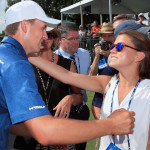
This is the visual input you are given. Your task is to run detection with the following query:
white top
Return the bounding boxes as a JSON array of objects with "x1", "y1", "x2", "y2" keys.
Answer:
[
  {"x1": 138, "y1": 19, "x2": 150, "y2": 26},
  {"x1": 99, "y1": 78, "x2": 150, "y2": 150},
  {"x1": 79, "y1": 30, "x2": 86, "y2": 38},
  {"x1": 55, "y1": 48, "x2": 91, "y2": 104}
]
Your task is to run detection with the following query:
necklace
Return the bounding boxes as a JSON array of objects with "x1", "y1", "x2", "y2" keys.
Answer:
[
  {"x1": 35, "y1": 53, "x2": 54, "y2": 106},
  {"x1": 36, "y1": 67, "x2": 50, "y2": 106}
]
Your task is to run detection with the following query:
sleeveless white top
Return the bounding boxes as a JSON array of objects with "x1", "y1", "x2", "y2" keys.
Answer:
[{"x1": 99, "y1": 78, "x2": 150, "y2": 150}]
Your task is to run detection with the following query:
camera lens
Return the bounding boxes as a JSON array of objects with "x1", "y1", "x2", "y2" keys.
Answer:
[{"x1": 100, "y1": 41, "x2": 112, "y2": 51}]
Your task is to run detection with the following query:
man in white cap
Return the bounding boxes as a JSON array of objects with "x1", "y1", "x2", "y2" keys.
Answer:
[
  {"x1": 0, "y1": 1, "x2": 135, "y2": 150},
  {"x1": 138, "y1": 13, "x2": 150, "y2": 26}
]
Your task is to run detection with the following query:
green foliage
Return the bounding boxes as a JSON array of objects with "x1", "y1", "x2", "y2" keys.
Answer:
[
  {"x1": 7, "y1": 0, "x2": 80, "y2": 19},
  {"x1": 6, "y1": 0, "x2": 112, "y2": 29}
]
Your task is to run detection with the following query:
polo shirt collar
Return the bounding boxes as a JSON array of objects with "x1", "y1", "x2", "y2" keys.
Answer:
[{"x1": 1, "y1": 36, "x2": 27, "y2": 58}]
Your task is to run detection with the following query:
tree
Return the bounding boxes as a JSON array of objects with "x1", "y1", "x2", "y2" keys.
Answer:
[{"x1": 7, "y1": 0, "x2": 80, "y2": 19}]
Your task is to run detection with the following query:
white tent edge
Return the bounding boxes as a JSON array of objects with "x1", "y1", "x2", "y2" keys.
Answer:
[{"x1": 61, "y1": 0, "x2": 94, "y2": 14}]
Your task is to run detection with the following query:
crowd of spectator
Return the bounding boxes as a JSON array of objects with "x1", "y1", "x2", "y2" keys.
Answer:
[{"x1": 78, "y1": 13, "x2": 150, "y2": 57}]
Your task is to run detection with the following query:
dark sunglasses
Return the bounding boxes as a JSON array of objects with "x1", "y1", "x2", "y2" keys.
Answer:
[
  {"x1": 47, "y1": 32, "x2": 57, "y2": 39},
  {"x1": 110, "y1": 42, "x2": 139, "y2": 52}
]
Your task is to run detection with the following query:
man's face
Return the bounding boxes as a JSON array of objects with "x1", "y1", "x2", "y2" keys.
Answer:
[
  {"x1": 101, "y1": 33, "x2": 115, "y2": 43},
  {"x1": 93, "y1": 21, "x2": 98, "y2": 27},
  {"x1": 139, "y1": 16, "x2": 145, "y2": 21},
  {"x1": 60, "y1": 31, "x2": 79, "y2": 55},
  {"x1": 24, "y1": 19, "x2": 47, "y2": 54}
]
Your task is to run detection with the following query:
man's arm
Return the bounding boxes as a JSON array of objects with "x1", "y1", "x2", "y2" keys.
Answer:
[
  {"x1": 11, "y1": 109, "x2": 135, "y2": 146},
  {"x1": 89, "y1": 53, "x2": 99, "y2": 76}
]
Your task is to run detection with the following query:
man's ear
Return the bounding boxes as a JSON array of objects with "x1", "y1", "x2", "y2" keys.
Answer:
[
  {"x1": 135, "y1": 51, "x2": 145, "y2": 62},
  {"x1": 20, "y1": 20, "x2": 28, "y2": 33}
]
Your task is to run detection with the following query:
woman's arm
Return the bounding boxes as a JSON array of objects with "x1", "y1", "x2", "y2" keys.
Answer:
[{"x1": 28, "y1": 56, "x2": 111, "y2": 93}]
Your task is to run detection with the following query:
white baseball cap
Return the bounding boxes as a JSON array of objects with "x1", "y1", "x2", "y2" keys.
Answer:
[
  {"x1": 5, "y1": 1, "x2": 61, "y2": 27},
  {"x1": 46, "y1": 27, "x2": 54, "y2": 31},
  {"x1": 138, "y1": 13, "x2": 144, "y2": 17}
]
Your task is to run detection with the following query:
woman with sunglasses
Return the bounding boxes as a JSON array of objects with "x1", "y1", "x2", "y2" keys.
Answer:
[
  {"x1": 13, "y1": 28, "x2": 82, "y2": 150},
  {"x1": 29, "y1": 30, "x2": 150, "y2": 150}
]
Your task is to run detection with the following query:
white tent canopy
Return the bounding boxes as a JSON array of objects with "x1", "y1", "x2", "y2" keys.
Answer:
[{"x1": 60, "y1": 0, "x2": 150, "y2": 25}]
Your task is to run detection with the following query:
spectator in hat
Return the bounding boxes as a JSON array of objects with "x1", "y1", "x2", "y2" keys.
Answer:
[
  {"x1": 138, "y1": 13, "x2": 150, "y2": 26},
  {"x1": 78, "y1": 25, "x2": 86, "y2": 49},
  {"x1": 0, "y1": 1, "x2": 135, "y2": 149},
  {"x1": 90, "y1": 22, "x2": 115, "y2": 76},
  {"x1": 78, "y1": 25, "x2": 86, "y2": 38},
  {"x1": 89, "y1": 22, "x2": 115, "y2": 120}
]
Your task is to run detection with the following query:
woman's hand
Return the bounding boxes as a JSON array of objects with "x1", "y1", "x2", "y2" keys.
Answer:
[{"x1": 53, "y1": 95, "x2": 73, "y2": 118}]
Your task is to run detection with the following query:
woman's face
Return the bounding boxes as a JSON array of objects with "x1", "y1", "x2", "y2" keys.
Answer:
[
  {"x1": 40, "y1": 31, "x2": 56, "y2": 51},
  {"x1": 40, "y1": 38, "x2": 53, "y2": 51},
  {"x1": 109, "y1": 34, "x2": 140, "y2": 70}
]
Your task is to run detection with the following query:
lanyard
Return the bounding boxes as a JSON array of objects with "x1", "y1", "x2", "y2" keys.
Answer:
[{"x1": 110, "y1": 78, "x2": 141, "y2": 150}]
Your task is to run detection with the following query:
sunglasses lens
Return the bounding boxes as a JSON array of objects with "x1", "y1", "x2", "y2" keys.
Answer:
[
  {"x1": 116, "y1": 43, "x2": 124, "y2": 51},
  {"x1": 47, "y1": 32, "x2": 57, "y2": 39},
  {"x1": 110, "y1": 44, "x2": 115, "y2": 50}
]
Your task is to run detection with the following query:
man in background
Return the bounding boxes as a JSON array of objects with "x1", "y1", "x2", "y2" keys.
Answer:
[
  {"x1": 138, "y1": 13, "x2": 150, "y2": 26},
  {"x1": 89, "y1": 22, "x2": 115, "y2": 120},
  {"x1": 55, "y1": 23, "x2": 91, "y2": 150}
]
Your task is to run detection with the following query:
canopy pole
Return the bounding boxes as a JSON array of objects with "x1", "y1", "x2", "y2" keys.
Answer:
[
  {"x1": 109, "y1": 0, "x2": 112, "y2": 23},
  {"x1": 100, "y1": 14, "x2": 102, "y2": 25},
  {"x1": 61, "y1": 13, "x2": 63, "y2": 23},
  {"x1": 80, "y1": 5, "x2": 83, "y2": 26}
]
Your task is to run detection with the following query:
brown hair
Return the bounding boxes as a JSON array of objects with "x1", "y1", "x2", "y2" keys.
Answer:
[
  {"x1": 5, "y1": 22, "x2": 20, "y2": 36},
  {"x1": 119, "y1": 30, "x2": 150, "y2": 79},
  {"x1": 57, "y1": 23, "x2": 78, "y2": 38},
  {"x1": 47, "y1": 28, "x2": 61, "y2": 51},
  {"x1": 5, "y1": 19, "x2": 35, "y2": 36}
]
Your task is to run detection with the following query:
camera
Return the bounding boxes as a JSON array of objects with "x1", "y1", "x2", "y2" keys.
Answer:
[{"x1": 99, "y1": 41, "x2": 112, "y2": 51}]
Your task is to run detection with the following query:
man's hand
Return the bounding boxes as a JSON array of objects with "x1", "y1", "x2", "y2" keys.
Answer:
[
  {"x1": 108, "y1": 108, "x2": 135, "y2": 135},
  {"x1": 94, "y1": 44, "x2": 110, "y2": 57}
]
